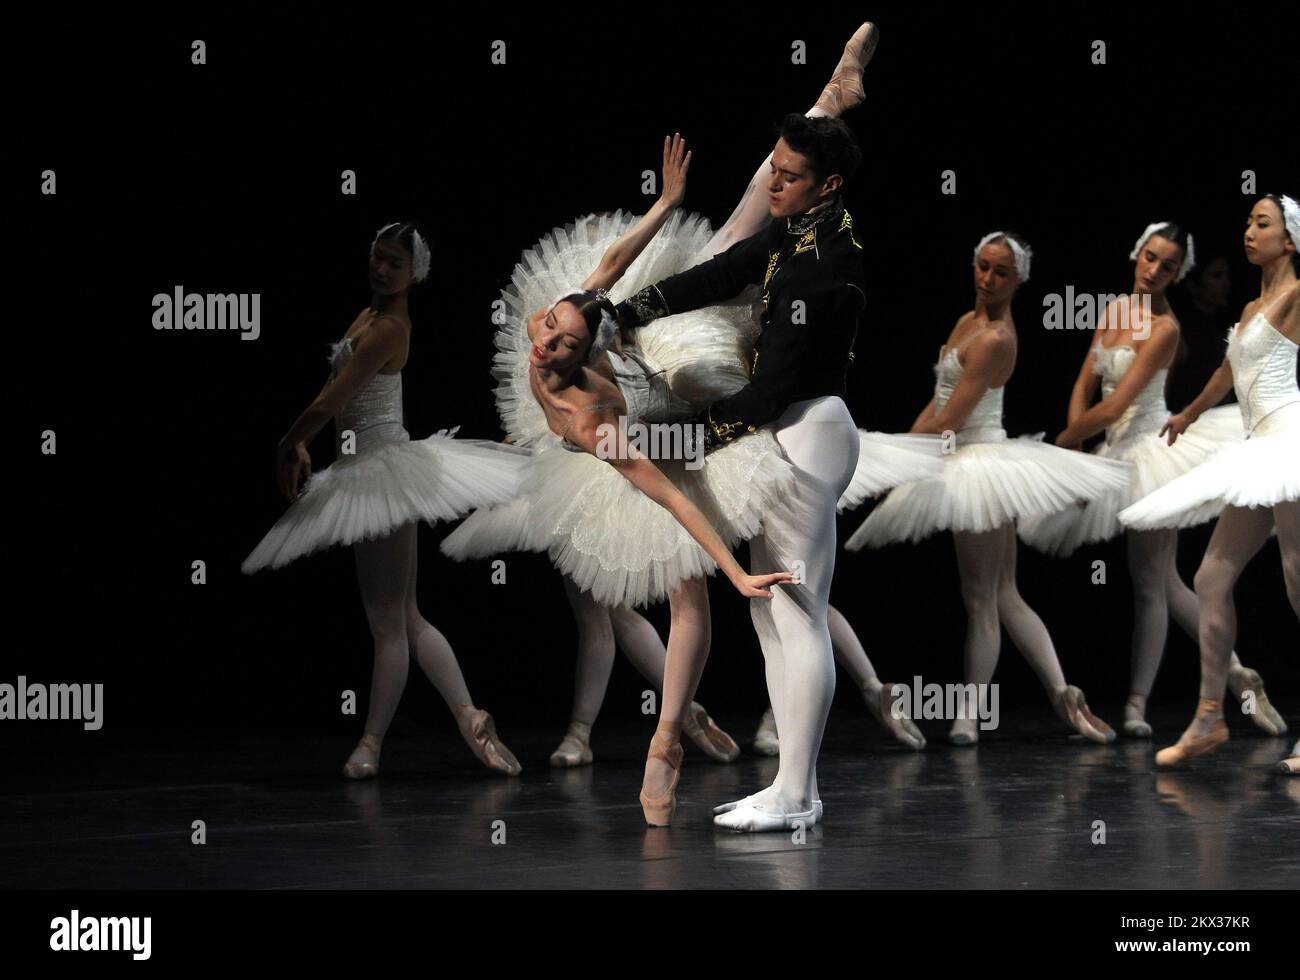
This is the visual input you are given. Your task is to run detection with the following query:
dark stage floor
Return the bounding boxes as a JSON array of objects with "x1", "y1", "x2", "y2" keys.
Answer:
[{"x1": 4, "y1": 704, "x2": 1297, "y2": 890}]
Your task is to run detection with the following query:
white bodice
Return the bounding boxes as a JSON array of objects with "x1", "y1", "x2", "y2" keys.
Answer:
[
  {"x1": 1091, "y1": 342, "x2": 1169, "y2": 446},
  {"x1": 560, "y1": 345, "x2": 691, "y2": 451},
  {"x1": 1227, "y1": 312, "x2": 1300, "y2": 436},
  {"x1": 934, "y1": 342, "x2": 1005, "y2": 443},
  {"x1": 329, "y1": 338, "x2": 408, "y2": 453}
]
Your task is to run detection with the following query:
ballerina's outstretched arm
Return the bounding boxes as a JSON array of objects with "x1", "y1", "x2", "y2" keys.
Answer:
[
  {"x1": 563, "y1": 403, "x2": 793, "y2": 600},
  {"x1": 579, "y1": 134, "x2": 691, "y2": 298}
]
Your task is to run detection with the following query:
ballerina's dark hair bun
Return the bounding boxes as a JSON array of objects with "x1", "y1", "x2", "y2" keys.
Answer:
[
  {"x1": 778, "y1": 113, "x2": 863, "y2": 185},
  {"x1": 556, "y1": 290, "x2": 619, "y2": 359}
]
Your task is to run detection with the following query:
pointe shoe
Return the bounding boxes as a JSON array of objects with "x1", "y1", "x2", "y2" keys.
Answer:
[
  {"x1": 948, "y1": 719, "x2": 979, "y2": 746},
  {"x1": 1123, "y1": 718, "x2": 1154, "y2": 739},
  {"x1": 640, "y1": 730, "x2": 684, "y2": 827},
  {"x1": 549, "y1": 722, "x2": 593, "y2": 768},
  {"x1": 1155, "y1": 717, "x2": 1229, "y2": 767},
  {"x1": 1278, "y1": 756, "x2": 1300, "y2": 775},
  {"x1": 1052, "y1": 685, "x2": 1117, "y2": 744},
  {"x1": 753, "y1": 707, "x2": 780, "y2": 756},
  {"x1": 683, "y1": 702, "x2": 741, "y2": 762},
  {"x1": 713, "y1": 800, "x2": 817, "y2": 833},
  {"x1": 1227, "y1": 665, "x2": 1289, "y2": 736},
  {"x1": 814, "y1": 22, "x2": 880, "y2": 117},
  {"x1": 867, "y1": 682, "x2": 927, "y2": 751},
  {"x1": 342, "y1": 733, "x2": 382, "y2": 780},
  {"x1": 454, "y1": 704, "x2": 522, "y2": 776}
]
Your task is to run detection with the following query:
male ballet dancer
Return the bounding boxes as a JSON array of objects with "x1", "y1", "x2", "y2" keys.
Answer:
[{"x1": 614, "y1": 33, "x2": 874, "y2": 831}]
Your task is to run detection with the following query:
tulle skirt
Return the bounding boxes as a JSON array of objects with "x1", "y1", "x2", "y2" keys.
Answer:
[
  {"x1": 1019, "y1": 404, "x2": 1243, "y2": 555},
  {"x1": 1119, "y1": 401, "x2": 1300, "y2": 530},
  {"x1": 836, "y1": 431, "x2": 947, "y2": 512},
  {"x1": 845, "y1": 432, "x2": 1134, "y2": 549},
  {"x1": 242, "y1": 432, "x2": 529, "y2": 573}
]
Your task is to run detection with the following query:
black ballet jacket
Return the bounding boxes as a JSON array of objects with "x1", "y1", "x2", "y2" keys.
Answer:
[{"x1": 615, "y1": 198, "x2": 866, "y2": 452}]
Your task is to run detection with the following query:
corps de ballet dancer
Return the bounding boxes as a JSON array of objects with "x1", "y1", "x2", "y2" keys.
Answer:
[
  {"x1": 1119, "y1": 194, "x2": 1300, "y2": 773},
  {"x1": 1019, "y1": 221, "x2": 1285, "y2": 740},
  {"x1": 844, "y1": 232, "x2": 1136, "y2": 747},
  {"x1": 610, "y1": 23, "x2": 948, "y2": 831},
  {"x1": 241, "y1": 221, "x2": 530, "y2": 780}
]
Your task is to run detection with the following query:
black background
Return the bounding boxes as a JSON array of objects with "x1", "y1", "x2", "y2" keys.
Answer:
[{"x1": 8, "y1": 7, "x2": 1297, "y2": 743}]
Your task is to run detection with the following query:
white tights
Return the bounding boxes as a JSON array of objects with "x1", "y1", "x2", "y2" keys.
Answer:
[
  {"x1": 1182, "y1": 501, "x2": 1300, "y2": 738},
  {"x1": 747, "y1": 396, "x2": 860, "y2": 811},
  {"x1": 352, "y1": 523, "x2": 476, "y2": 740},
  {"x1": 1124, "y1": 528, "x2": 1250, "y2": 722},
  {"x1": 950, "y1": 523, "x2": 1069, "y2": 738}
]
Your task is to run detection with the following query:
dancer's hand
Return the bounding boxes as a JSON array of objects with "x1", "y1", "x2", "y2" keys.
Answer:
[
  {"x1": 733, "y1": 570, "x2": 795, "y2": 599},
  {"x1": 659, "y1": 133, "x2": 691, "y2": 210},
  {"x1": 1159, "y1": 410, "x2": 1194, "y2": 446},
  {"x1": 276, "y1": 442, "x2": 312, "y2": 501},
  {"x1": 1053, "y1": 431, "x2": 1083, "y2": 451}
]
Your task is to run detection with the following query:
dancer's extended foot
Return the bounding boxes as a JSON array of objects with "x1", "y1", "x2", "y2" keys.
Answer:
[
  {"x1": 683, "y1": 702, "x2": 740, "y2": 762},
  {"x1": 1279, "y1": 739, "x2": 1300, "y2": 775},
  {"x1": 549, "y1": 720, "x2": 593, "y2": 768},
  {"x1": 949, "y1": 717, "x2": 979, "y2": 746},
  {"x1": 753, "y1": 707, "x2": 779, "y2": 756},
  {"x1": 1155, "y1": 698, "x2": 1229, "y2": 767},
  {"x1": 640, "y1": 728, "x2": 684, "y2": 827},
  {"x1": 866, "y1": 681, "x2": 927, "y2": 750},
  {"x1": 342, "y1": 732, "x2": 382, "y2": 780},
  {"x1": 1123, "y1": 694, "x2": 1153, "y2": 739},
  {"x1": 814, "y1": 22, "x2": 880, "y2": 117},
  {"x1": 1051, "y1": 685, "x2": 1117, "y2": 744},
  {"x1": 1227, "y1": 665, "x2": 1289, "y2": 737},
  {"x1": 454, "y1": 703, "x2": 522, "y2": 776}
]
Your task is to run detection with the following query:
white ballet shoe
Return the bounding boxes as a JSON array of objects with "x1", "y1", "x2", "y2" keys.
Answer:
[
  {"x1": 867, "y1": 682, "x2": 927, "y2": 750},
  {"x1": 1227, "y1": 666, "x2": 1289, "y2": 737},
  {"x1": 549, "y1": 721, "x2": 593, "y2": 768},
  {"x1": 713, "y1": 801, "x2": 817, "y2": 833},
  {"x1": 753, "y1": 707, "x2": 780, "y2": 756},
  {"x1": 683, "y1": 702, "x2": 741, "y2": 762}
]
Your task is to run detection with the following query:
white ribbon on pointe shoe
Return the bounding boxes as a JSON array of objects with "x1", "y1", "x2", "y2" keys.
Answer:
[{"x1": 713, "y1": 801, "x2": 818, "y2": 833}]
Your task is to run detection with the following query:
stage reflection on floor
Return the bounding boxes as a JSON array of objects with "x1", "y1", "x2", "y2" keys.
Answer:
[{"x1": 4, "y1": 705, "x2": 1297, "y2": 889}]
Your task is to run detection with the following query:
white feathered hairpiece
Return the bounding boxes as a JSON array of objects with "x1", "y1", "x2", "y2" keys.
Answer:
[
  {"x1": 973, "y1": 231, "x2": 1032, "y2": 283},
  {"x1": 1278, "y1": 195, "x2": 1300, "y2": 252},
  {"x1": 1129, "y1": 221, "x2": 1195, "y2": 283},
  {"x1": 371, "y1": 221, "x2": 431, "y2": 283}
]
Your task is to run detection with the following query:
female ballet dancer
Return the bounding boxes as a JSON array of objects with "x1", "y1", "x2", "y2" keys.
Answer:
[
  {"x1": 461, "y1": 23, "x2": 942, "y2": 825},
  {"x1": 1019, "y1": 222, "x2": 1285, "y2": 740},
  {"x1": 1119, "y1": 194, "x2": 1300, "y2": 773},
  {"x1": 844, "y1": 232, "x2": 1135, "y2": 746},
  {"x1": 242, "y1": 221, "x2": 529, "y2": 780}
]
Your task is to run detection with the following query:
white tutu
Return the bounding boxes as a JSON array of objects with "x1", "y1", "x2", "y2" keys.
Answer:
[
  {"x1": 458, "y1": 209, "x2": 796, "y2": 607},
  {"x1": 836, "y1": 431, "x2": 947, "y2": 512},
  {"x1": 845, "y1": 434, "x2": 1134, "y2": 549},
  {"x1": 1019, "y1": 404, "x2": 1244, "y2": 555},
  {"x1": 1119, "y1": 402, "x2": 1300, "y2": 530},
  {"x1": 491, "y1": 209, "x2": 759, "y2": 448},
  {"x1": 242, "y1": 433, "x2": 529, "y2": 573}
]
